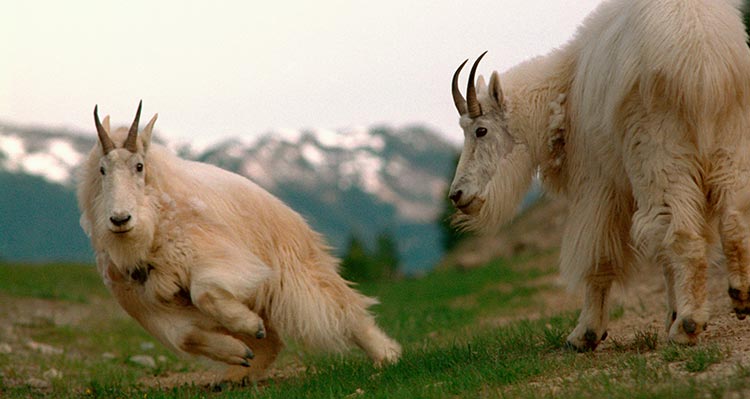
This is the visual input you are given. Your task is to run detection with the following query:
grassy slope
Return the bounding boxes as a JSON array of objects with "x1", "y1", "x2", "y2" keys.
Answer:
[{"x1": 0, "y1": 258, "x2": 748, "y2": 398}]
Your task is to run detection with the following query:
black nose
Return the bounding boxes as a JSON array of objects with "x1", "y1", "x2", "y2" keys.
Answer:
[
  {"x1": 110, "y1": 214, "x2": 132, "y2": 226},
  {"x1": 449, "y1": 190, "x2": 463, "y2": 204}
]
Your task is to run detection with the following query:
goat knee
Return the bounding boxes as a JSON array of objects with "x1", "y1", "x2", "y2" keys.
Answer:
[{"x1": 192, "y1": 289, "x2": 266, "y2": 339}]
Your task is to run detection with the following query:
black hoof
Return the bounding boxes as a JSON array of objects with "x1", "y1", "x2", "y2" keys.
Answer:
[
  {"x1": 245, "y1": 348, "x2": 255, "y2": 360},
  {"x1": 729, "y1": 287, "x2": 742, "y2": 300},
  {"x1": 682, "y1": 318, "x2": 697, "y2": 335},
  {"x1": 601, "y1": 331, "x2": 608, "y2": 341},
  {"x1": 584, "y1": 329, "x2": 598, "y2": 343},
  {"x1": 256, "y1": 329, "x2": 266, "y2": 339},
  {"x1": 241, "y1": 360, "x2": 251, "y2": 368},
  {"x1": 734, "y1": 307, "x2": 750, "y2": 320},
  {"x1": 671, "y1": 311, "x2": 677, "y2": 322}
]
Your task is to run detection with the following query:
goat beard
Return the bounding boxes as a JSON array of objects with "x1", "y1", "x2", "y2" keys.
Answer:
[
  {"x1": 453, "y1": 144, "x2": 534, "y2": 234},
  {"x1": 91, "y1": 205, "x2": 157, "y2": 274}
]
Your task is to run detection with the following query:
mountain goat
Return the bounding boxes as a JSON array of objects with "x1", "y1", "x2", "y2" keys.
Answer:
[
  {"x1": 77, "y1": 102, "x2": 401, "y2": 378},
  {"x1": 449, "y1": 0, "x2": 750, "y2": 350}
]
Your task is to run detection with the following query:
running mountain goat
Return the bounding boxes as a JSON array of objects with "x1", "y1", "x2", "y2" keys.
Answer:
[
  {"x1": 77, "y1": 102, "x2": 401, "y2": 378},
  {"x1": 449, "y1": 0, "x2": 750, "y2": 350}
]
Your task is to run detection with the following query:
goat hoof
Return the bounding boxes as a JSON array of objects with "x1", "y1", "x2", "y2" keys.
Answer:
[
  {"x1": 728, "y1": 286, "x2": 750, "y2": 320},
  {"x1": 734, "y1": 307, "x2": 750, "y2": 320},
  {"x1": 601, "y1": 331, "x2": 608, "y2": 341},
  {"x1": 245, "y1": 348, "x2": 255, "y2": 360},
  {"x1": 669, "y1": 316, "x2": 704, "y2": 345},
  {"x1": 566, "y1": 329, "x2": 601, "y2": 352},
  {"x1": 255, "y1": 324, "x2": 266, "y2": 339},
  {"x1": 682, "y1": 319, "x2": 697, "y2": 335}
]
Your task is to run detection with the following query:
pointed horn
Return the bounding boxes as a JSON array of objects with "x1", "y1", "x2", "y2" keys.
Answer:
[
  {"x1": 467, "y1": 51, "x2": 487, "y2": 118},
  {"x1": 94, "y1": 105, "x2": 115, "y2": 154},
  {"x1": 452, "y1": 59, "x2": 469, "y2": 115},
  {"x1": 123, "y1": 100, "x2": 142, "y2": 152}
]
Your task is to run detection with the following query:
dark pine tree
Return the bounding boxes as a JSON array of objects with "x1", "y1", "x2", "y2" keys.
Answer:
[
  {"x1": 340, "y1": 233, "x2": 374, "y2": 283},
  {"x1": 373, "y1": 230, "x2": 400, "y2": 280}
]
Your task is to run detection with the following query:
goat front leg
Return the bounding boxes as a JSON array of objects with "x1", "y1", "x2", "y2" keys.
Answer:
[
  {"x1": 666, "y1": 230, "x2": 710, "y2": 345},
  {"x1": 566, "y1": 263, "x2": 614, "y2": 351},
  {"x1": 190, "y1": 252, "x2": 274, "y2": 339},
  {"x1": 662, "y1": 256, "x2": 678, "y2": 331},
  {"x1": 99, "y1": 255, "x2": 256, "y2": 367}
]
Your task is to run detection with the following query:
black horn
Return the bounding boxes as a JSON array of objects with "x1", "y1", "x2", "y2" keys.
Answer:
[
  {"x1": 452, "y1": 59, "x2": 469, "y2": 115},
  {"x1": 94, "y1": 105, "x2": 115, "y2": 154},
  {"x1": 123, "y1": 100, "x2": 142, "y2": 152},
  {"x1": 467, "y1": 51, "x2": 487, "y2": 118}
]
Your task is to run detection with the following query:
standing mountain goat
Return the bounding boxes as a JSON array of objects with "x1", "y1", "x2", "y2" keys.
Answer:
[
  {"x1": 449, "y1": 0, "x2": 750, "y2": 350},
  {"x1": 77, "y1": 102, "x2": 401, "y2": 378}
]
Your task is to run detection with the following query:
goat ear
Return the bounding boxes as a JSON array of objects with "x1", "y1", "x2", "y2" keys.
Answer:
[
  {"x1": 102, "y1": 115, "x2": 111, "y2": 133},
  {"x1": 489, "y1": 71, "x2": 504, "y2": 106},
  {"x1": 141, "y1": 114, "x2": 158, "y2": 152},
  {"x1": 476, "y1": 75, "x2": 487, "y2": 93}
]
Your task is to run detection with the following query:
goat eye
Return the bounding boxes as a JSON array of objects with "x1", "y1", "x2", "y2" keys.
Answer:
[
  {"x1": 100, "y1": 166, "x2": 106, "y2": 175},
  {"x1": 136, "y1": 163, "x2": 144, "y2": 172},
  {"x1": 475, "y1": 127, "x2": 488, "y2": 138}
]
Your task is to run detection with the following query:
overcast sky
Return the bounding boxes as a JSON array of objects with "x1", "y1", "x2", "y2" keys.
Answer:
[{"x1": 1, "y1": 0, "x2": 604, "y2": 145}]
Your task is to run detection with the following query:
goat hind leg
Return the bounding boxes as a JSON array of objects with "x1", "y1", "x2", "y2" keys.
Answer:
[
  {"x1": 224, "y1": 323, "x2": 284, "y2": 382},
  {"x1": 352, "y1": 316, "x2": 402, "y2": 366},
  {"x1": 721, "y1": 209, "x2": 750, "y2": 319}
]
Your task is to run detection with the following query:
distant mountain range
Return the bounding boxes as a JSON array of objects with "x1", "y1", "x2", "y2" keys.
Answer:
[{"x1": 0, "y1": 121, "x2": 459, "y2": 273}]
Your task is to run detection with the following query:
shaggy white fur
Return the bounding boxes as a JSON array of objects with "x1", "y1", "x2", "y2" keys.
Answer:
[
  {"x1": 449, "y1": 0, "x2": 750, "y2": 349},
  {"x1": 77, "y1": 107, "x2": 401, "y2": 380}
]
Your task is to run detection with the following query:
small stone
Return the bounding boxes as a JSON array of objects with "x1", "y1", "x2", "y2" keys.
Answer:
[
  {"x1": 129, "y1": 354, "x2": 156, "y2": 368},
  {"x1": 101, "y1": 352, "x2": 116, "y2": 360},
  {"x1": 26, "y1": 340, "x2": 63, "y2": 355},
  {"x1": 43, "y1": 368, "x2": 62, "y2": 379},
  {"x1": 140, "y1": 342, "x2": 155, "y2": 351},
  {"x1": 26, "y1": 377, "x2": 51, "y2": 389},
  {"x1": 346, "y1": 388, "x2": 365, "y2": 398},
  {"x1": 0, "y1": 342, "x2": 12, "y2": 354},
  {"x1": 157, "y1": 355, "x2": 167, "y2": 363}
]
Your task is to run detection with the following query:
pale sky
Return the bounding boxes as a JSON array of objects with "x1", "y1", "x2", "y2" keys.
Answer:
[{"x1": 1, "y1": 0, "x2": 604, "y2": 145}]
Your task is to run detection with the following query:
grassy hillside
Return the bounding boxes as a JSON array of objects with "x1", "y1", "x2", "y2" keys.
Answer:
[{"x1": 1, "y1": 255, "x2": 749, "y2": 398}]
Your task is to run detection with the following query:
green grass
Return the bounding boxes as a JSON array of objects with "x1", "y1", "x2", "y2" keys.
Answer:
[
  {"x1": 0, "y1": 262, "x2": 108, "y2": 302},
  {"x1": 0, "y1": 255, "x2": 747, "y2": 398}
]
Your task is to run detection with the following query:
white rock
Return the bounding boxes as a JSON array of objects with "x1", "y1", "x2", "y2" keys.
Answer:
[
  {"x1": 129, "y1": 354, "x2": 156, "y2": 368},
  {"x1": 101, "y1": 352, "x2": 116, "y2": 360},
  {"x1": 26, "y1": 340, "x2": 63, "y2": 355},
  {"x1": 140, "y1": 342, "x2": 155, "y2": 351},
  {"x1": 0, "y1": 342, "x2": 12, "y2": 354},
  {"x1": 43, "y1": 368, "x2": 62, "y2": 379},
  {"x1": 26, "y1": 377, "x2": 51, "y2": 389}
]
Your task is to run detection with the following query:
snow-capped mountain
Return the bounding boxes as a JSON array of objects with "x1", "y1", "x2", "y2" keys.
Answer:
[{"x1": 0, "y1": 121, "x2": 459, "y2": 273}]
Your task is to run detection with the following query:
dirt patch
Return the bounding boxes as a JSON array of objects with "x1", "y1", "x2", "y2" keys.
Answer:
[{"x1": 506, "y1": 251, "x2": 750, "y2": 372}]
